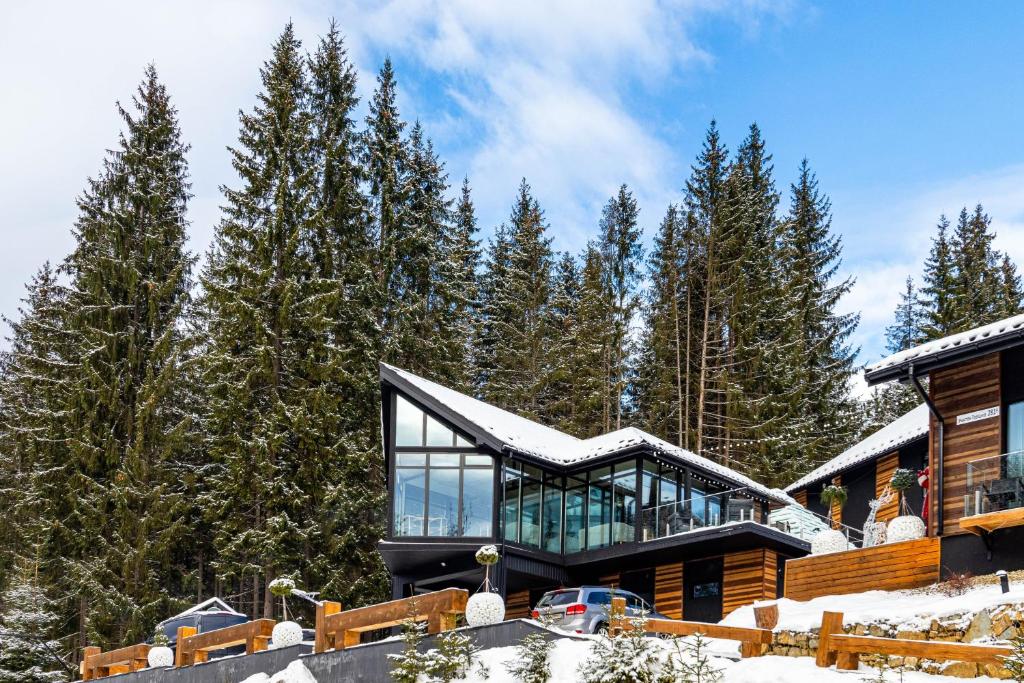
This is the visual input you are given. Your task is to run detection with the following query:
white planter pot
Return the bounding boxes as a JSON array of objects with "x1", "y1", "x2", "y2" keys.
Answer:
[
  {"x1": 810, "y1": 528, "x2": 850, "y2": 555},
  {"x1": 887, "y1": 515, "x2": 925, "y2": 543},
  {"x1": 147, "y1": 645, "x2": 173, "y2": 669},
  {"x1": 465, "y1": 591, "x2": 505, "y2": 627},
  {"x1": 271, "y1": 620, "x2": 304, "y2": 648}
]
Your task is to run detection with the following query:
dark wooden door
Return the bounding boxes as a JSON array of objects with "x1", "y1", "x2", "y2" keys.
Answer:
[{"x1": 683, "y1": 557, "x2": 723, "y2": 623}]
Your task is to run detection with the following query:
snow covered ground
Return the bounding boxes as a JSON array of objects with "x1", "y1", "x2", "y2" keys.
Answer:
[{"x1": 722, "y1": 580, "x2": 1024, "y2": 633}]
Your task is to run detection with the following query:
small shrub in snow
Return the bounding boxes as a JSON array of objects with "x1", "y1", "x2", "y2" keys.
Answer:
[
  {"x1": 388, "y1": 619, "x2": 430, "y2": 683},
  {"x1": 659, "y1": 633, "x2": 722, "y2": 683},
  {"x1": 1002, "y1": 623, "x2": 1024, "y2": 682},
  {"x1": 422, "y1": 630, "x2": 485, "y2": 682},
  {"x1": 578, "y1": 614, "x2": 660, "y2": 683},
  {"x1": 504, "y1": 629, "x2": 553, "y2": 683},
  {"x1": 937, "y1": 569, "x2": 974, "y2": 597}
]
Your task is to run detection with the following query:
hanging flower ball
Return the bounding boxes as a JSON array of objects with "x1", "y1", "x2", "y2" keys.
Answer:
[
  {"x1": 887, "y1": 515, "x2": 926, "y2": 543},
  {"x1": 466, "y1": 591, "x2": 505, "y2": 627},
  {"x1": 890, "y1": 468, "x2": 916, "y2": 492},
  {"x1": 269, "y1": 577, "x2": 297, "y2": 598},
  {"x1": 271, "y1": 620, "x2": 304, "y2": 649},
  {"x1": 475, "y1": 545, "x2": 500, "y2": 566}
]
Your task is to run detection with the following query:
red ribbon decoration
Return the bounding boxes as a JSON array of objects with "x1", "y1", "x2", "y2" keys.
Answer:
[{"x1": 918, "y1": 466, "x2": 930, "y2": 527}]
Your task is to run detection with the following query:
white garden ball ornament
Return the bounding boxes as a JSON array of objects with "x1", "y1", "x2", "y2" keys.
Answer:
[
  {"x1": 886, "y1": 515, "x2": 925, "y2": 543},
  {"x1": 810, "y1": 528, "x2": 849, "y2": 555},
  {"x1": 465, "y1": 591, "x2": 505, "y2": 627},
  {"x1": 271, "y1": 620, "x2": 304, "y2": 648},
  {"x1": 147, "y1": 645, "x2": 173, "y2": 669}
]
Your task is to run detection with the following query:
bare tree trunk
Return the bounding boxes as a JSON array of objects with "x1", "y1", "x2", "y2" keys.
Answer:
[
  {"x1": 263, "y1": 568, "x2": 275, "y2": 620},
  {"x1": 673, "y1": 280, "x2": 684, "y2": 448},
  {"x1": 252, "y1": 572, "x2": 259, "y2": 619}
]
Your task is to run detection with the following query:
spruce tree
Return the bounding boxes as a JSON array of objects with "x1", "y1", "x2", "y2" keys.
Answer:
[
  {"x1": 476, "y1": 180, "x2": 555, "y2": 418},
  {"x1": 598, "y1": 185, "x2": 642, "y2": 431},
  {"x1": 919, "y1": 215, "x2": 957, "y2": 339},
  {"x1": 50, "y1": 65, "x2": 195, "y2": 646},
  {"x1": 0, "y1": 571, "x2": 68, "y2": 683},
  {"x1": 950, "y1": 204, "x2": 1002, "y2": 328},
  {"x1": 999, "y1": 254, "x2": 1023, "y2": 318},
  {"x1": 199, "y1": 23, "x2": 320, "y2": 618},
  {"x1": 886, "y1": 277, "x2": 924, "y2": 353},
  {"x1": 450, "y1": 178, "x2": 483, "y2": 389}
]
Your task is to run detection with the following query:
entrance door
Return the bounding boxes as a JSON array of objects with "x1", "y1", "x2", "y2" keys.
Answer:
[{"x1": 683, "y1": 557, "x2": 723, "y2": 623}]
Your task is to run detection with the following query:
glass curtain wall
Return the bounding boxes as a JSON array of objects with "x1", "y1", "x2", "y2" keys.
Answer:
[{"x1": 392, "y1": 394, "x2": 493, "y2": 538}]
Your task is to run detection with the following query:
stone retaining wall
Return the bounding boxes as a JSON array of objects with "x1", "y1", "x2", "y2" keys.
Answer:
[{"x1": 766, "y1": 603, "x2": 1023, "y2": 679}]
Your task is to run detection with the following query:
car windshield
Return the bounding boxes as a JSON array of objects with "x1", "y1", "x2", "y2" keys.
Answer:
[{"x1": 537, "y1": 590, "x2": 580, "y2": 607}]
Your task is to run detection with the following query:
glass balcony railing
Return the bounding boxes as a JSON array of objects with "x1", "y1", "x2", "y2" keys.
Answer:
[
  {"x1": 961, "y1": 451, "x2": 1024, "y2": 517},
  {"x1": 639, "y1": 488, "x2": 761, "y2": 542}
]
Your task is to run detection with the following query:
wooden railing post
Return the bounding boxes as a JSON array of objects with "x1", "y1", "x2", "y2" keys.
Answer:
[
  {"x1": 609, "y1": 596, "x2": 627, "y2": 636},
  {"x1": 753, "y1": 602, "x2": 779, "y2": 630},
  {"x1": 315, "y1": 601, "x2": 341, "y2": 654},
  {"x1": 81, "y1": 646, "x2": 101, "y2": 680},
  {"x1": 816, "y1": 611, "x2": 843, "y2": 668},
  {"x1": 174, "y1": 626, "x2": 197, "y2": 667}
]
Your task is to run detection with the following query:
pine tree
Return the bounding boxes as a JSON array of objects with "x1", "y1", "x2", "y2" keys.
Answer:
[
  {"x1": 476, "y1": 180, "x2": 555, "y2": 419},
  {"x1": 199, "y1": 23, "x2": 320, "y2": 619},
  {"x1": 447, "y1": 178, "x2": 483, "y2": 390},
  {"x1": 919, "y1": 215, "x2": 957, "y2": 339},
  {"x1": 598, "y1": 184, "x2": 643, "y2": 431},
  {"x1": 999, "y1": 254, "x2": 1023, "y2": 318},
  {"x1": 886, "y1": 277, "x2": 923, "y2": 353},
  {"x1": 0, "y1": 571, "x2": 68, "y2": 683},
  {"x1": 49, "y1": 65, "x2": 195, "y2": 647},
  {"x1": 951, "y1": 204, "x2": 1002, "y2": 328}
]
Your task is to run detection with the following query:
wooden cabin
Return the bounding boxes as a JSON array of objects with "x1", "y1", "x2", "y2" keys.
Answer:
[{"x1": 377, "y1": 364, "x2": 809, "y2": 623}]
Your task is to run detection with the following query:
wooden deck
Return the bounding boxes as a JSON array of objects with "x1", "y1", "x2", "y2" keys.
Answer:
[
  {"x1": 959, "y1": 506, "x2": 1024, "y2": 535},
  {"x1": 784, "y1": 537, "x2": 941, "y2": 601}
]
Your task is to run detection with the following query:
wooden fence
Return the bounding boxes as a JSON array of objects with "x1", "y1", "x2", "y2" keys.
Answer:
[
  {"x1": 315, "y1": 588, "x2": 468, "y2": 653},
  {"x1": 784, "y1": 537, "x2": 941, "y2": 601},
  {"x1": 816, "y1": 611, "x2": 1011, "y2": 671},
  {"x1": 80, "y1": 644, "x2": 150, "y2": 680},
  {"x1": 610, "y1": 597, "x2": 775, "y2": 658},
  {"x1": 174, "y1": 618, "x2": 275, "y2": 667}
]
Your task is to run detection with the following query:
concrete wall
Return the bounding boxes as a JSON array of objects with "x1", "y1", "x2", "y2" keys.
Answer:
[{"x1": 97, "y1": 620, "x2": 576, "y2": 683}]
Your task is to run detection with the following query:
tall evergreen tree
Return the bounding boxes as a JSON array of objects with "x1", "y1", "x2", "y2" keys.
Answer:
[
  {"x1": 47, "y1": 65, "x2": 195, "y2": 647},
  {"x1": 919, "y1": 215, "x2": 957, "y2": 339},
  {"x1": 950, "y1": 204, "x2": 1002, "y2": 328},
  {"x1": 598, "y1": 185, "x2": 642, "y2": 431},
  {"x1": 0, "y1": 570, "x2": 68, "y2": 683},
  {"x1": 476, "y1": 180, "x2": 555, "y2": 418},
  {"x1": 450, "y1": 178, "x2": 482, "y2": 388},
  {"x1": 199, "y1": 24, "x2": 322, "y2": 619},
  {"x1": 999, "y1": 254, "x2": 1023, "y2": 318},
  {"x1": 886, "y1": 277, "x2": 924, "y2": 353}
]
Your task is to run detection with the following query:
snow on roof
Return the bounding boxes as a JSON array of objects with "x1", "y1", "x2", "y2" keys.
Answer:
[
  {"x1": 866, "y1": 312, "x2": 1024, "y2": 380},
  {"x1": 383, "y1": 364, "x2": 786, "y2": 503},
  {"x1": 785, "y1": 403, "x2": 929, "y2": 492}
]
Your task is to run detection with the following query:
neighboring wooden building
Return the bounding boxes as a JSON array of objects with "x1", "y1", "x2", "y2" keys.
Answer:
[
  {"x1": 377, "y1": 364, "x2": 808, "y2": 623},
  {"x1": 864, "y1": 314, "x2": 1024, "y2": 575}
]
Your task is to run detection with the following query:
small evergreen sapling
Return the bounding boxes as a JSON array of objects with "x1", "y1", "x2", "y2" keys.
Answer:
[
  {"x1": 1001, "y1": 623, "x2": 1024, "y2": 682},
  {"x1": 578, "y1": 611, "x2": 660, "y2": 683},
  {"x1": 388, "y1": 619, "x2": 429, "y2": 683},
  {"x1": 504, "y1": 627, "x2": 554, "y2": 683},
  {"x1": 660, "y1": 633, "x2": 722, "y2": 683},
  {"x1": 422, "y1": 630, "x2": 485, "y2": 682}
]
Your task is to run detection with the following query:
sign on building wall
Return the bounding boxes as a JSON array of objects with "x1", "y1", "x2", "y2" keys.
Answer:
[{"x1": 956, "y1": 406, "x2": 1000, "y2": 426}]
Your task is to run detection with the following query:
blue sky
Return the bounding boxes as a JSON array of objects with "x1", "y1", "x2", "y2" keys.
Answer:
[{"x1": 2, "y1": 1, "x2": 1023, "y2": 383}]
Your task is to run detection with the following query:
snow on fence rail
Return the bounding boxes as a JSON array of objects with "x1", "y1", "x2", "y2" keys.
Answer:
[
  {"x1": 314, "y1": 587, "x2": 468, "y2": 653},
  {"x1": 815, "y1": 610, "x2": 1012, "y2": 671},
  {"x1": 80, "y1": 643, "x2": 150, "y2": 680},
  {"x1": 609, "y1": 596, "x2": 776, "y2": 658}
]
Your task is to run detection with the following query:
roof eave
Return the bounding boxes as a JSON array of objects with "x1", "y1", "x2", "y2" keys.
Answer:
[{"x1": 865, "y1": 327, "x2": 1024, "y2": 385}]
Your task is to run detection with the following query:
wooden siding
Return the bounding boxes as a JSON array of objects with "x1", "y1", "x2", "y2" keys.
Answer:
[
  {"x1": 792, "y1": 489, "x2": 808, "y2": 507},
  {"x1": 830, "y1": 476, "x2": 842, "y2": 528},
  {"x1": 783, "y1": 537, "x2": 941, "y2": 601},
  {"x1": 654, "y1": 563, "x2": 683, "y2": 620},
  {"x1": 599, "y1": 572, "x2": 620, "y2": 588},
  {"x1": 722, "y1": 549, "x2": 777, "y2": 617},
  {"x1": 930, "y1": 354, "x2": 1001, "y2": 536},
  {"x1": 875, "y1": 451, "x2": 899, "y2": 523},
  {"x1": 504, "y1": 590, "x2": 531, "y2": 620}
]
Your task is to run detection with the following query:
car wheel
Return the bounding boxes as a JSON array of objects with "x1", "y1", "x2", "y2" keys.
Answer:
[{"x1": 594, "y1": 622, "x2": 609, "y2": 635}]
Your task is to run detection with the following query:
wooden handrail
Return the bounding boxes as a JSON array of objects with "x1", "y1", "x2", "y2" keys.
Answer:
[
  {"x1": 609, "y1": 597, "x2": 773, "y2": 658},
  {"x1": 80, "y1": 643, "x2": 150, "y2": 680},
  {"x1": 816, "y1": 611, "x2": 1011, "y2": 670},
  {"x1": 315, "y1": 588, "x2": 468, "y2": 653},
  {"x1": 174, "y1": 619, "x2": 275, "y2": 667}
]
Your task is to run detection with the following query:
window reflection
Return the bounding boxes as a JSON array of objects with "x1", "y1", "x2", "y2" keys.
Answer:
[
  {"x1": 542, "y1": 480, "x2": 563, "y2": 553},
  {"x1": 394, "y1": 452, "x2": 494, "y2": 538},
  {"x1": 587, "y1": 467, "x2": 613, "y2": 550}
]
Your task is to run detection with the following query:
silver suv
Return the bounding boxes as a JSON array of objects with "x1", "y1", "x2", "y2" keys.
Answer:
[{"x1": 531, "y1": 586, "x2": 670, "y2": 634}]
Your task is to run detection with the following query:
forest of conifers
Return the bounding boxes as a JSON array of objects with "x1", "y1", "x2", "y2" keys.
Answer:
[{"x1": 0, "y1": 22, "x2": 1020, "y2": 666}]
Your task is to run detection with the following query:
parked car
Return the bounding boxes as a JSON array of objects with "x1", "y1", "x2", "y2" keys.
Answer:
[
  {"x1": 153, "y1": 600, "x2": 251, "y2": 660},
  {"x1": 530, "y1": 586, "x2": 670, "y2": 634}
]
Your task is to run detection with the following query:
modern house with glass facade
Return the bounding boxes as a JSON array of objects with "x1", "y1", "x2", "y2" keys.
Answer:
[{"x1": 377, "y1": 364, "x2": 810, "y2": 623}]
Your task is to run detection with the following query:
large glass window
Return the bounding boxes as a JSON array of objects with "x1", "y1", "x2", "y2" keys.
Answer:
[
  {"x1": 503, "y1": 462, "x2": 521, "y2": 543},
  {"x1": 462, "y1": 467, "x2": 494, "y2": 536},
  {"x1": 1008, "y1": 401, "x2": 1024, "y2": 478},
  {"x1": 564, "y1": 478, "x2": 586, "y2": 553},
  {"x1": 394, "y1": 394, "x2": 473, "y2": 448},
  {"x1": 612, "y1": 463, "x2": 637, "y2": 544},
  {"x1": 587, "y1": 467, "x2": 613, "y2": 550},
  {"x1": 521, "y1": 480, "x2": 542, "y2": 547},
  {"x1": 542, "y1": 478, "x2": 563, "y2": 553},
  {"x1": 394, "y1": 465, "x2": 426, "y2": 536},
  {"x1": 394, "y1": 452, "x2": 493, "y2": 537}
]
